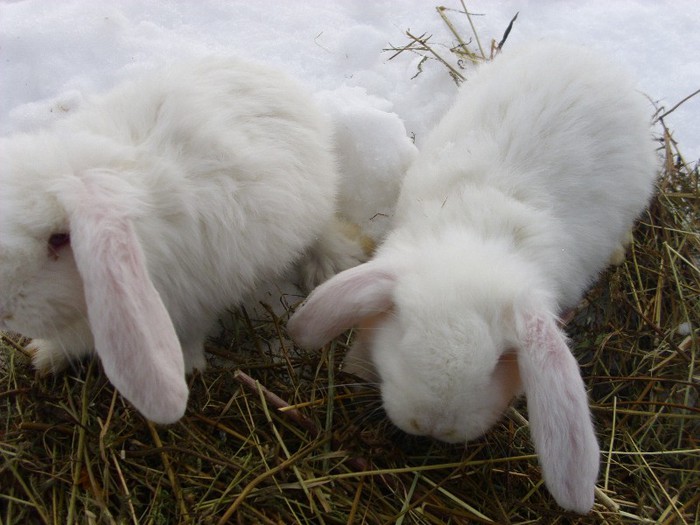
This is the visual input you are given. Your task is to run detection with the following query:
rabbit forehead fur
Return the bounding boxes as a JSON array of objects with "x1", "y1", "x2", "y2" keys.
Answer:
[
  {"x1": 369, "y1": 234, "x2": 537, "y2": 441},
  {"x1": 1, "y1": 55, "x2": 338, "y2": 347}
]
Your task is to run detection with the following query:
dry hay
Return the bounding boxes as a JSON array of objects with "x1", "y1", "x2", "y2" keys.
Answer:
[{"x1": 1, "y1": 6, "x2": 698, "y2": 525}]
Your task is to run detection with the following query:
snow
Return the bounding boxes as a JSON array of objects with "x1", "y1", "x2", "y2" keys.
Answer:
[
  {"x1": 1, "y1": 0, "x2": 698, "y2": 243},
  {"x1": 317, "y1": 86, "x2": 417, "y2": 241}
]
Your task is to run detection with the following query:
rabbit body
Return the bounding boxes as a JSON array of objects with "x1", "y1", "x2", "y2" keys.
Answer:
[
  {"x1": 0, "y1": 57, "x2": 355, "y2": 424},
  {"x1": 393, "y1": 42, "x2": 655, "y2": 310},
  {"x1": 288, "y1": 42, "x2": 658, "y2": 513}
]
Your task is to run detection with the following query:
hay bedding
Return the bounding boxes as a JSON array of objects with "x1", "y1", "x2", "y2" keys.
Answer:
[{"x1": 1, "y1": 12, "x2": 699, "y2": 525}]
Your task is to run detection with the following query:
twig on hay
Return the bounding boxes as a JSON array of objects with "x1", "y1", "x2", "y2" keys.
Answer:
[
  {"x1": 234, "y1": 369, "x2": 318, "y2": 435},
  {"x1": 66, "y1": 366, "x2": 91, "y2": 525},
  {"x1": 110, "y1": 450, "x2": 139, "y2": 525},
  {"x1": 146, "y1": 420, "x2": 191, "y2": 522},
  {"x1": 216, "y1": 442, "x2": 319, "y2": 525},
  {"x1": 234, "y1": 370, "x2": 375, "y2": 474}
]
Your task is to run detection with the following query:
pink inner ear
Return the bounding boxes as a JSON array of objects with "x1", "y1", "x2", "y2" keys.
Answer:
[
  {"x1": 67, "y1": 177, "x2": 189, "y2": 424},
  {"x1": 287, "y1": 261, "x2": 395, "y2": 349},
  {"x1": 517, "y1": 313, "x2": 599, "y2": 514},
  {"x1": 75, "y1": 212, "x2": 189, "y2": 423},
  {"x1": 494, "y1": 350, "x2": 523, "y2": 400},
  {"x1": 340, "y1": 311, "x2": 391, "y2": 383}
]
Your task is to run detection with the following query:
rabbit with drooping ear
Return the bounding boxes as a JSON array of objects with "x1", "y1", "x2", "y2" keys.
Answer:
[
  {"x1": 0, "y1": 56, "x2": 365, "y2": 424},
  {"x1": 288, "y1": 41, "x2": 658, "y2": 513}
]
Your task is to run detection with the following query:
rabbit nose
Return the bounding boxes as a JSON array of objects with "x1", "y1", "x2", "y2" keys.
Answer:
[
  {"x1": 432, "y1": 426, "x2": 462, "y2": 443},
  {"x1": 436, "y1": 428, "x2": 461, "y2": 441},
  {"x1": 408, "y1": 418, "x2": 425, "y2": 433},
  {"x1": 408, "y1": 417, "x2": 460, "y2": 442}
]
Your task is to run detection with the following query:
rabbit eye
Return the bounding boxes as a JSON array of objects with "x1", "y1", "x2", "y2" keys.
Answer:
[
  {"x1": 48, "y1": 233, "x2": 70, "y2": 258},
  {"x1": 49, "y1": 233, "x2": 70, "y2": 248}
]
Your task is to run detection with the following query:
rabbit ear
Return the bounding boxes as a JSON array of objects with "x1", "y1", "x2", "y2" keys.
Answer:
[
  {"x1": 515, "y1": 309, "x2": 599, "y2": 514},
  {"x1": 65, "y1": 179, "x2": 188, "y2": 424},
  {"x1": 287, "y1": 261, "x2": 395, "y2": 349}
]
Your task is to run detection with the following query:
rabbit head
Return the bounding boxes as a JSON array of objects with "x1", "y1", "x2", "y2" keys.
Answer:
[
  {"x1": 288, "y1": 235, "x2": 600, "y2": 513},
  {"x1": 0, "y1": 135, "x2": 84, "y2": 337},
  {"x1": 0, "y1": 133, "x2": 188, "y2": 424}
]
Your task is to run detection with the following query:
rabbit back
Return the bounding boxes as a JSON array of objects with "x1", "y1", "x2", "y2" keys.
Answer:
[
  {"x1": 59, "y1": 57, "x2": 339, "y2": 332},
  {"x1": 396, "y1": 42, "x2": 657, "y2": 307}
]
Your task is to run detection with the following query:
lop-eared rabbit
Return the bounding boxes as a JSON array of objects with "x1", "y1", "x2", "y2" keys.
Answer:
[
  {"x1": 288, "y1": 42, "x2": 658, "y2": 513},
  {"x1": 0, "y1": 57, "x2": 364, "y2": 424}
]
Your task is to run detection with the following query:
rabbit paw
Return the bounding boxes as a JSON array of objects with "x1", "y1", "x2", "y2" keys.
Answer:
[
  {"x1": 27, "y1": 322, "x2": 94, "y2": 374},
  {"x1": 609, "y1": 231, "x2": 634, "y2": 266},
  {"x1": 182, "y1": 342, "x2": 207, "y2": 374},
  {"x1": 28, "y1": 338, "x2": 73, "y2": 374}
]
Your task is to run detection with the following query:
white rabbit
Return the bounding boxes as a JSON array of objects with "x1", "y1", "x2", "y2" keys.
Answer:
[
  {"x1": 288, "y1": 42, "x2": 658, "y2": 513},
  {"x1": 0, "y1": 56, "x2": 365, "y2": 424}
]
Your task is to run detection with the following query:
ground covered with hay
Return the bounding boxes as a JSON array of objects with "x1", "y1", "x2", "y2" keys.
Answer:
[
  {"x1": 2, "y1": 9, "x2": 699, "y2": 524},
  {"x1": 1, "y1": 137, "x2": 698, "y2": 524}
]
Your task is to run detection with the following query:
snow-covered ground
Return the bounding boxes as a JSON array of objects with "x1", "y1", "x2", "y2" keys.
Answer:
[
  {"x1": 2, "y1": 0, "x2": 698, "y2": 152},
  {"x1": 2, "y1": 0, "x2": 698, "y2": 246}
]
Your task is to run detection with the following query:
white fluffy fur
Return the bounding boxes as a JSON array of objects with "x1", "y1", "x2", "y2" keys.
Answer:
[
  {"x1": 288, "y1": 42, "x2": 658, "y2": 513},
  {"x1": 0, "y1": 56, "x2": 362, "y2": 424}
]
